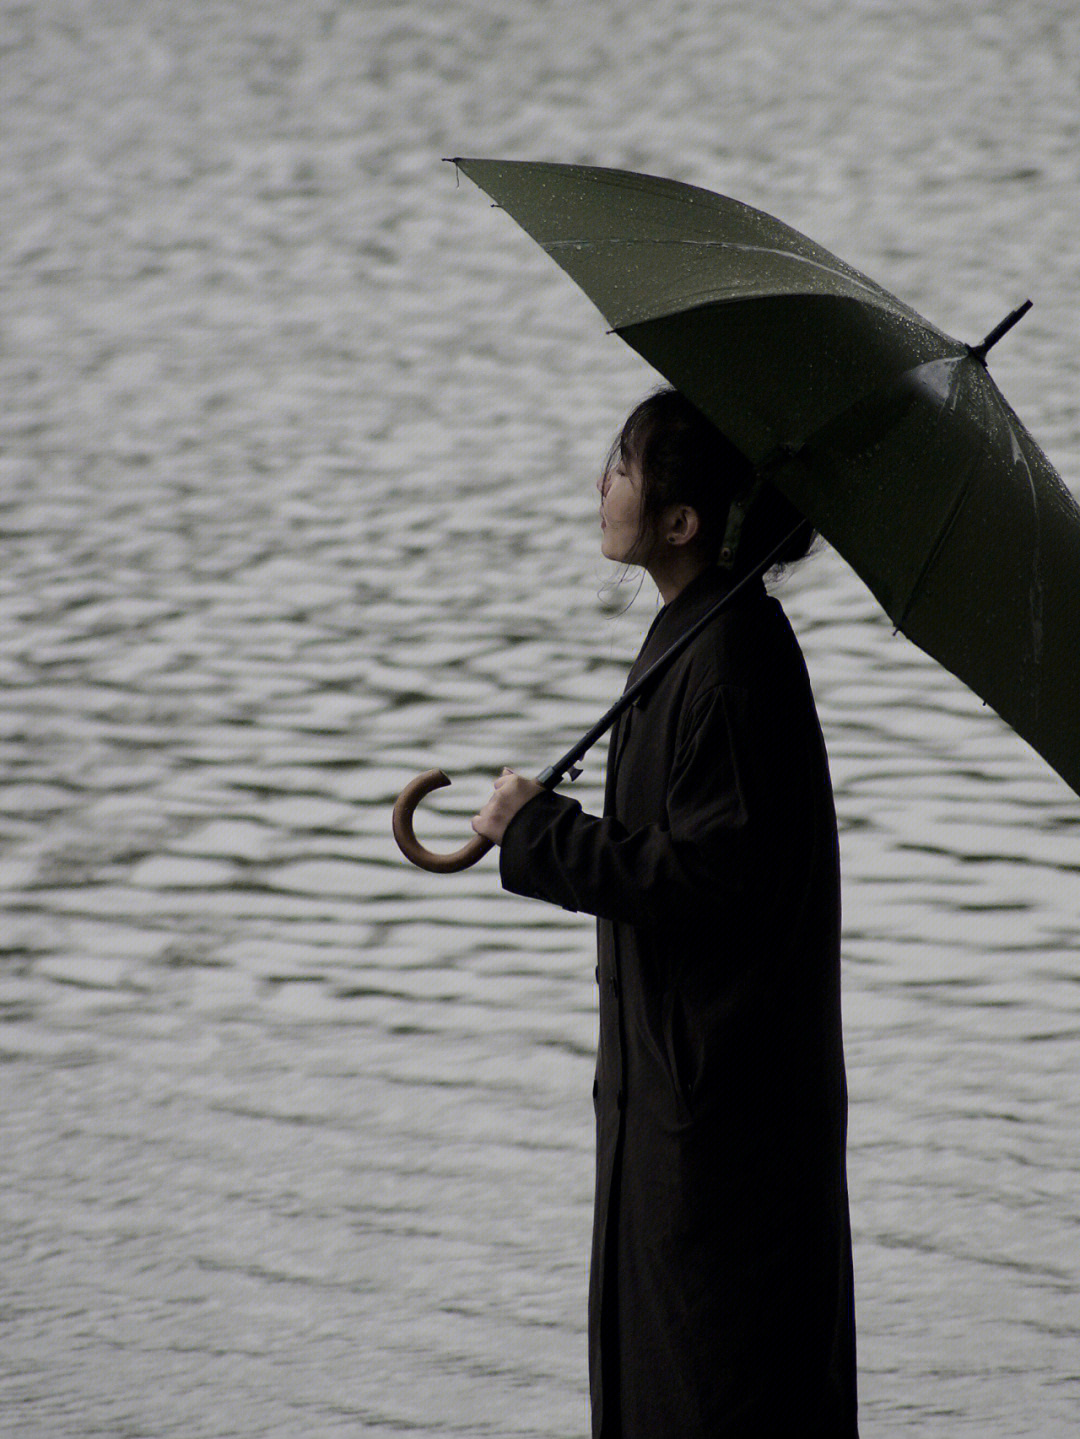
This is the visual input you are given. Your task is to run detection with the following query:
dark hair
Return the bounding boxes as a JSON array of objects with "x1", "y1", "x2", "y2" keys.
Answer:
[{"x1": 607, "y1": 387, "x2": 815, "y2": 574}]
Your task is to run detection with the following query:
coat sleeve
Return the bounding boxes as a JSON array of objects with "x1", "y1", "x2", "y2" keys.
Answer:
[{"x1": 499, "y1": 683, "x2": 754, "y2": 927}]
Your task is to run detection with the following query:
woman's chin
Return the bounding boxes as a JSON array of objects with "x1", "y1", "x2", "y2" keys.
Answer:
[{"x1": 602, "y1": 539, "x2": 644, "y2": 569}]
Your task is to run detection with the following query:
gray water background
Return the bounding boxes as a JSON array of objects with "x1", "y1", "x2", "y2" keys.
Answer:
[{"x1": 3, "y1": 1, "x2": 1080, "y2": 1434}]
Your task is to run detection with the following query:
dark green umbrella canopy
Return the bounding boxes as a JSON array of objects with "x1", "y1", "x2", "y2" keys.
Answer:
[{"x1": 454, "y1": 158, "x2": 1080, "y2": 799}]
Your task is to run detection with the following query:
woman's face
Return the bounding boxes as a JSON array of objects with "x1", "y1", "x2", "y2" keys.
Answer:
[{"x1": 597, "y1": 451, "x2": 649, "y2": 565}]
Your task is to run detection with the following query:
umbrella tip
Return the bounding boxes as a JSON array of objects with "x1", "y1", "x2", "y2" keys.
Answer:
[{"x1": 968, "y1": 299, "x2": 1033, "y2": 365}]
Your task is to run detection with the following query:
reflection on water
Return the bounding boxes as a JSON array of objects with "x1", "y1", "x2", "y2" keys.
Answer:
[{"x1": 3, "y1": 2, "x2": 1080, "y2": 1435}]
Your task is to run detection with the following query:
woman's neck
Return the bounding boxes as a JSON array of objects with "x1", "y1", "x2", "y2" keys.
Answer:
[{"x1": 646, "y1": 548, "x2": 713, "y2": 606}]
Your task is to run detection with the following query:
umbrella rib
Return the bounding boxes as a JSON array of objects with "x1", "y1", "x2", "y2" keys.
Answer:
[
  {"x1": 895, "y1": 471, "x2": 973, "y2": 633},
  {"x1": 545, "y1": 238, "x2": 894, "y2": 303},
  {"x1": 1001, "y1": 406, "x2": 1045, "y2": 678}
]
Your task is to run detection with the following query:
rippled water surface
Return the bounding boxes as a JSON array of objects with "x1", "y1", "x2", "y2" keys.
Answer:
[{"x1": 3, "y1": 2, "x2": 1080, "y2": 1435}]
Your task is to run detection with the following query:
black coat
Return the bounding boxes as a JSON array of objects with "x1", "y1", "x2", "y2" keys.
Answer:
[{"x1": 500, "y1": 567, "x2": 858, "y2": 1437}]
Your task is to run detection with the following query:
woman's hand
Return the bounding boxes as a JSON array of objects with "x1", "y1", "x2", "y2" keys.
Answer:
[{"x1": 472, "y1": 769, "x2": 544, "y2": 845}]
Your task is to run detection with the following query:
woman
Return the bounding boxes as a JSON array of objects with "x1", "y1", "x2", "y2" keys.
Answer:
[{"x1": 473, "y1": 388, "x2": 858, "y2": 1438}]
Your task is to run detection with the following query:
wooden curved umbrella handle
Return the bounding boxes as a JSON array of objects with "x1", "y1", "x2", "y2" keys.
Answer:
[{"x1": 392, "y1": 769, "x2": 494, "y2": 873}]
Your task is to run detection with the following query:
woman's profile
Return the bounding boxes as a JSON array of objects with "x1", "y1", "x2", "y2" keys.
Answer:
[{"x1": 473, "y1": 387, "x2": 858, "y2": 1438}]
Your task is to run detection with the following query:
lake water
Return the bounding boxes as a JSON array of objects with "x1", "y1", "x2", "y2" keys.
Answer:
[{"x1": 2, "y1": 1, "x2": 1079, "y2": 1435}]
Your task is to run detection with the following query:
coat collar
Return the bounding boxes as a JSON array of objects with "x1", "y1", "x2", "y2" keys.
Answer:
[
  {"x1": 625, "y1": 565, "x2": 767, "y2": 691},
  {"x1": 606, "y1": 566, "x2": 766, "y2": 808}
]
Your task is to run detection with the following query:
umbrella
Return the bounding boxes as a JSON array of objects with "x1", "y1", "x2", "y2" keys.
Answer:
[{"x1": 393, "y1": 160, "x2": 1080, "y2": 871}]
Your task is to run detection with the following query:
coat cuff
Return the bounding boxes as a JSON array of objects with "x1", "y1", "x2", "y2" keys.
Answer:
[{"x1": 498, "y1": 788, "x2": 583, "y2": 907}]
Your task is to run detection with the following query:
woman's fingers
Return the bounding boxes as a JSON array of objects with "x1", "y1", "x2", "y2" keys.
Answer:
[{"x1": 472, "y1": 770, "x2": 542, "y2": 844}]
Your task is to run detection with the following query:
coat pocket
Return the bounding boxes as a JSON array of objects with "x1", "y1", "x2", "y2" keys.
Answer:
[{"x1": 661, "y1": 988, "x2": 698, "y2": 1119}]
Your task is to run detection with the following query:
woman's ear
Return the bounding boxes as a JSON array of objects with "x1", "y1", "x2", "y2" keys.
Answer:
[{"x1": 665, "y1": 504, "x2": 701, "y2": 548}]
